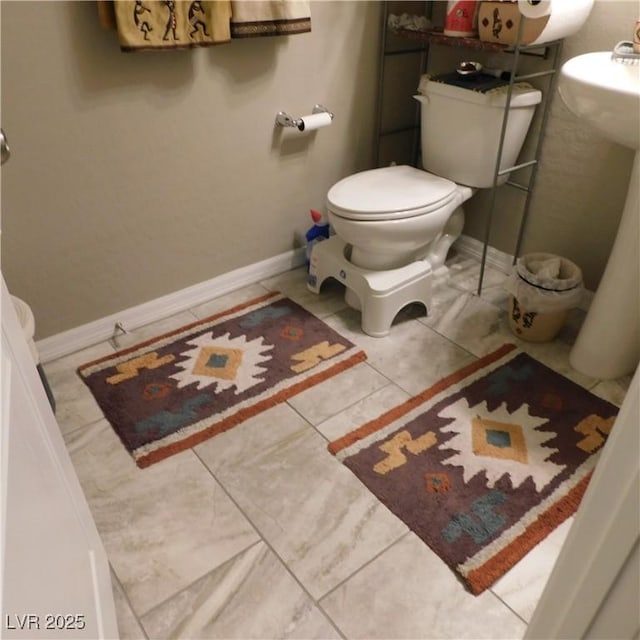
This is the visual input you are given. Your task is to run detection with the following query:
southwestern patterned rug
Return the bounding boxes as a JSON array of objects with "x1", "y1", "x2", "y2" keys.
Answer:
[
  {"x1": 328, "y1": 343, "x2": 617, "y2": 594},
  {"x1": 79, "y1": 292, "x2": 365, "y2": 468}
]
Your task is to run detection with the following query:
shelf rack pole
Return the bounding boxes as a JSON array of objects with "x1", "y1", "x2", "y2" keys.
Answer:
[
  {"x1": 511, "y1": 39, "x2": 563, "y2": 262},
  {"x1": 374, "y1": 1, "x2": 392, "y2": 168},
  {"x1": 477, "y1": 16, "x2": 526, "y2": 296}
]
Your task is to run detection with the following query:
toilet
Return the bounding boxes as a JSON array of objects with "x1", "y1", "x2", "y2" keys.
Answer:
[{"x1": 308, "y1": 75, "x2": 542, "y2": 336}]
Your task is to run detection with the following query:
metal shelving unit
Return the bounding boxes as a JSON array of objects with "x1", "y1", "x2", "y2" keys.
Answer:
[{"x1": 375, "y1": 2, "x2": 563, "y2": 295}]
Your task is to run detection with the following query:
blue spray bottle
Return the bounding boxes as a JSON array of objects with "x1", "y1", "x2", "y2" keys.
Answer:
[{"x1": 305, "y1": 209, "x2": 330, "y2": 268}]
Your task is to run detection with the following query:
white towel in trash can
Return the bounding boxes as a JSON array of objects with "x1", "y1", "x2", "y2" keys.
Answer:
[{"x1": 505, "y1": 252, "x2": 584, "y2": 313}]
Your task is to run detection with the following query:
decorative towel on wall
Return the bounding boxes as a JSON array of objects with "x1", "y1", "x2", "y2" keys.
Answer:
[
  {"x1": 101, "y1": 0, "x2": 233, "y2": 51},
  {"x1": 230, "y1": 0, "x2": 311, "y2": 38}
]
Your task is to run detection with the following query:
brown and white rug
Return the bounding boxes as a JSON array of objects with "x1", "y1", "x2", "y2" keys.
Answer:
[
  {"x1": 79, "y1": 292, "x2": 365, "y2": 468},
  {"x1": 329, "y1": 343, "x2": 617, "y2": 594}
]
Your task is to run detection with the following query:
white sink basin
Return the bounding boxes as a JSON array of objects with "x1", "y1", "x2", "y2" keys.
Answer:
[
  {"x1": 559, "y1": 51, "x2": 640, "y2": 149},
  {"x1": 558, "y1": 51, "x2": 640, "y2": 379}
]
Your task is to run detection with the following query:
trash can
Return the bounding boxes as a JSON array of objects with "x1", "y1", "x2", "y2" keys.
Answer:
[
  {"x1": 11, "y1": 295, "x2": 56, "y2": 412},
  {"x1": 505, "y1": 253, "x2": 584, "y2": 342}
]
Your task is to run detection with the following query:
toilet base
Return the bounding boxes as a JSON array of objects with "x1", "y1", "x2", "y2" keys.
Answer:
[{"x1": 307, "y1": 236, "x2": 433, "y2": 337}]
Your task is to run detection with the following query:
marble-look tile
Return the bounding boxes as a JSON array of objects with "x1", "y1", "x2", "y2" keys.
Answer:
[
  {"x1": 261, "y1": 266, "x2": 349, "y2": 319},
  {"x1": 420, "y1": 290, "x2": 597, "y2": 387},
  {"x1": 589, "y1": 375, "x2": 633, "y2": 407},
  {"x1": 320, "y1": 533, "x2": 527, "y2": 639},
  {"x1": 110, "y1": 310, "x2": 198, "y2": 351},
  {"x1": 325, "y1": 307, "x2": 476, "y2": 396},
  {"x1": 316, "y1": 382, "x2": 411, "y2": 442},
  {"x1": 518, "y1": 339, "x2": 598, "y2": 389},
  {"x1": 287, "y1": 362, "x2": 390, "y2": 426},
  {"x1": 66, "y1": 420, "x2": 260, "y2": 617},
  {"x1": 420, "y1": 290, "x2": 515, "y2": 359},
  {"x1": 491, "y1": 517, "x2": 574, "y2": 622},
  {"x1": 110, "y1": 569, "x2": 146, "y2": 640},
  {"x1": 189, "y1": 283, "x2": 270, "y2": 320},
  {"x1": 43, "y1": 341, "x2": 116, "y2": 436},
  {"x1": 195, "y1": 403, "x2": 408, "y2": 600},
  {"x1": 141, "y1": 541, "x2": 340, "y2": 639},
  {"x1": 447, "y1": 253, "x2": 509, "y2": 294}
]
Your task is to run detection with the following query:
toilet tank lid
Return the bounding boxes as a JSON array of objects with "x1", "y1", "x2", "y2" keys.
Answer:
[
  {"x1": 327, "y1": 165, "x2": 457, "y2": 217},
  {"x1": 420, "y1": 79, "x2": 542, "y2": 108}
]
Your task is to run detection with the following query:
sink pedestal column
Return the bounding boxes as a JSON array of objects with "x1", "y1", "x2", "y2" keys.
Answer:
[{"x1": 570, "y1": 150, "x2": 639, "y2": 379}]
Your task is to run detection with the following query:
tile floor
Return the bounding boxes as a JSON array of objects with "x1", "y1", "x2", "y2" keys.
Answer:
[{"x1": 44, "y1": 253, "x2": 631, "y2": 640}]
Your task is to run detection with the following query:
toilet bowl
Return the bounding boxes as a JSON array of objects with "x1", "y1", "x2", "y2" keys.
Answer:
[
  {"x1": 327, "y1": 165, "x2": 473, "y2": 271},
  {"x1": 310, "y1": 75, "x2": 542, "y2": 336}
]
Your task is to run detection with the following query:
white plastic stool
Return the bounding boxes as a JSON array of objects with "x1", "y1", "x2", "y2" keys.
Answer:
[{"x1": 307, "y1": 236, "x2": 433, "y2": 337}]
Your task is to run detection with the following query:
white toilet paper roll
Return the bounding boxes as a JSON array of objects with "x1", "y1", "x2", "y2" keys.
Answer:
[
  {"x1": 298, "y1": 112, "x2": 332, "y2": 132},
  {"x1": 518, "y1": 0, "x2": 552, "y2": 18},
  {"x1": 517, "y1": 0, "x2": 594, "y2": 45}
]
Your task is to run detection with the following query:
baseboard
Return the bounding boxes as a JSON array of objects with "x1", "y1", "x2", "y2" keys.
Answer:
[
  {"x1": 453, "y1": 234, "x2": 514, "y2": 274},
  {"x1": 36, "y1": 248, "x2": 306, "y2": 363},
  {"x1": 454, "y1": 234, "x2": 593, "y2": 312},
  {"x1": 38, "y1": 236, "x2": 593, "y2": 363}
]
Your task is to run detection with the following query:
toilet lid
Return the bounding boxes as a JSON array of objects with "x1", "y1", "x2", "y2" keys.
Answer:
[{"x1": 327, "y1": 165, "x2": 457, "y2": 221}]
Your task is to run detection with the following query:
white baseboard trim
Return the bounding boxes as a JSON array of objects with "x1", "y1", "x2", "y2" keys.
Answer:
[
  {"x1": 37, "y1": 248, "x2": 306, "y2": 363},
  {"x1": 453, "y1": 234, "x2": 514, "y2": 274},
  {"x1": 454, "y1": 234, "x2": 593, "y2": 312},
  {"x1": 37, "y1": 236, "x2": 593, "y2": 363}
]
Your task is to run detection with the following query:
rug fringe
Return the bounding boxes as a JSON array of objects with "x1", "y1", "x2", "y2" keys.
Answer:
[
  {"x1": 77, "y1": 291, "x2": 283, "y2": 374},
  {"x1": 328, "y1": 343, "x2": 517, "y2": 456},
  {"x1": 135, "y1": 349, "x2": 366, "y2": 468}
]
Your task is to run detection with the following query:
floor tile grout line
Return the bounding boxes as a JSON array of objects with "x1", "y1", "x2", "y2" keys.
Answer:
[
  {"x1": 316, "y1": 530, "x2": 412, "y2": 606},
  {"x1": 60, "y1": 414, "x2": 108, "y2": 443},
  {"x1": 135, "y1": 539, "x2": 265, "y2": 624},
  {"x1": 303, "y1": 379, "x2": 402, "y2": 445},
  {"x1": 284, "y1": 370, "x2": 400, "y2": 444},
  {"x1": 189, "y1": 447, "x2": 347, "y2": 640},
  {"x1": 109, "y1": 562, "x2": 151, "y2": 640},
  {"x1": 488, "y1": 587, "x2": 530, "y2": 627}
]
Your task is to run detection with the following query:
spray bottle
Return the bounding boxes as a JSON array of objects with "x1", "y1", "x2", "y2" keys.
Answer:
[{"x1": 305, "y1": 209, "x2": 330, "y2": 267}]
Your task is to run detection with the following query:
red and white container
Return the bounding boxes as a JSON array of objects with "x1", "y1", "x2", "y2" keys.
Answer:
[{"x1": 444, "y1": 0, "x2": 479, "y2": 37}]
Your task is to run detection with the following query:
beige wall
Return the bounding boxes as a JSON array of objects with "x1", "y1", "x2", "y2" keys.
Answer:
[
  {"x1": 1, "y1": 0, "x2": 381, "y2": 339},
  {"x1": 1, "y1": 1, "x2": 637, "y2": 340}
]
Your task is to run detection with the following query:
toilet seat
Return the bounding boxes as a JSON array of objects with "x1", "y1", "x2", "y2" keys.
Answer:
[{"x1": 327, "y1": 165, "x2": 457, "y2": 221}]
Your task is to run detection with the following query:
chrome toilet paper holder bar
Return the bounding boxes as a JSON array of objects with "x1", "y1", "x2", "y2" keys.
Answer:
[{"x1": 275, "y1": 104, "x2": 334, "y2": 130}]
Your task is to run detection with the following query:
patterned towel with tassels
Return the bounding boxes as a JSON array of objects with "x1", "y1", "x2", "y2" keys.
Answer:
[
  {"x1": 97, "y1": 0, "x2": 311, "y2": 51},
  {"x1": 230, "y1": 0, "x2": 311, "y2": 39},
  {"x1": 99, "y1": 0, "x2": 232, "y2": 51}
]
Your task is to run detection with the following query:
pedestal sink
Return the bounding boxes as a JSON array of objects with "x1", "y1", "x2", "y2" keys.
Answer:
[{"x1": 558, "y1": 50, "x2": 640, "y2": 379}]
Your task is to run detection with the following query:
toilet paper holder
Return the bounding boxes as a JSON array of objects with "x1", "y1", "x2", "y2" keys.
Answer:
[{"x1": 275, "y1": 104, "x2": 334, "y2": 130}]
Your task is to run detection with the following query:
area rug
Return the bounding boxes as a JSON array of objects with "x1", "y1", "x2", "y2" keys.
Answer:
[
  {"x1": 79, "y1": 292, "x2": 365, "y2": 468},
  {"x1": 328, "y1": 343, "x2": 617, "y2": 594}
]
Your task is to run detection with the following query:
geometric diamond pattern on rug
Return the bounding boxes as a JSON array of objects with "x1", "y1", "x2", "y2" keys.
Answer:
[
  {"x1": 170, "y1": 331, "x2": 273, "y2": 394},
  {"x1": 472, "y1": 418, "x2": 528, "y2": 463}
]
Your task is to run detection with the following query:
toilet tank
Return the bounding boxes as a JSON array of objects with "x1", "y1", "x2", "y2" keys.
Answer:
[{"x1": 415, "y1": 79, "x2": 542, "y2": 188}]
